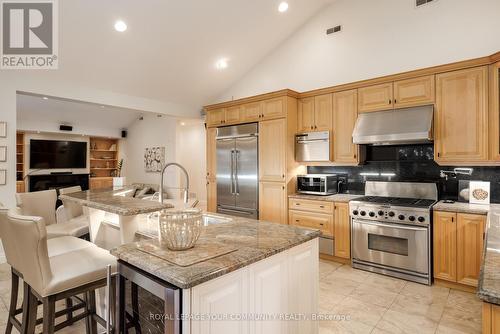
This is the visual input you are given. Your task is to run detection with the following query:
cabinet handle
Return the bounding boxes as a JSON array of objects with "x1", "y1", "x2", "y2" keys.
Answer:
[
  {"x1": 319, "y1": 223, "x2": 324, "y2": 226},
  {"x1": 389, "y1": 99, "x2": 391, "y2": 104},
  {"x1": 394, "y1": 99, "x2": 397, "y2": 104},
  {"x1": 354, "y1": 154, "x2": 357, "y2": 159},
  {"x1": 451, "y1": 217, "x2": 454, "y2": 222},
  {"x1": 295, "y1": 203, "x2": 300, "y2": 206},
  {"x1": 319, "y1": 205, "x2": 325, "y2": 208},
  {"x1": 437, "y1": 152, "x2": 440, "y2": 157},
  {"x1": 295, "y1": 219, "x2": 300, "y2": 222},
  {"x1": 282, "y1": 186, "x2": 285, "y2": 190},
  {"x1": 310, "y1": 126, "x2": 313, "y2": 130}
]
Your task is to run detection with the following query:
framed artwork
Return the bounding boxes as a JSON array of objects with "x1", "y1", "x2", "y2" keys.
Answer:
[
  {"x1": 0, "y1": 146, "x2": 5, "y2": 162},
  {"x1": 0, "y1": 122, "x2": 6, "y2": 138},
  {"x1": 0, "y1": 170, "x2": 5, "y2": 185},
  {"x1": 144, "y1": 147, "x2": 165, "y2": 172}
]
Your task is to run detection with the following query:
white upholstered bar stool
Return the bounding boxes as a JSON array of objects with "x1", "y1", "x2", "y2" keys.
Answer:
[
  {"x1": 5, "y1": 210, "x2": 117, "y2": 334},
  {"x1": 16, "y1": 189, "x2": 89, "y2": 239},
  {"x1": 0, "y1": 208, "x2": 105, "y2": 333}
]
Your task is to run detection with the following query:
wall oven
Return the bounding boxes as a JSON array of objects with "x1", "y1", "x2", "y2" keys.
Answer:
[
  {"x1": 295, "y1": 131, "x2": 330, "y2": 162},
  {"x1": 351, "y1": 219, "x2": 430, "y2": 284}
]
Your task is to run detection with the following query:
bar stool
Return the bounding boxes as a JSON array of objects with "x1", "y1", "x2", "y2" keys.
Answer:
[
  {"x1": 5, "y1": 209, "x2": 117, "y2": 334},
  {"x1": 16, "y1": 189, "x2": 89, "y2": 239}
]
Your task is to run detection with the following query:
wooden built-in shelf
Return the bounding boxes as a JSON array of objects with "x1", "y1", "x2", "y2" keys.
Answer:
[{"x1": 89, "y1": 137, "x2": 119, "y2": 181}]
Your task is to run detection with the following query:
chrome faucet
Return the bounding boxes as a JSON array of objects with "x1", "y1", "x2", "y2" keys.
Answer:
[{"x1": 159, "y1": 163, "x2": 190, "y2": 204}]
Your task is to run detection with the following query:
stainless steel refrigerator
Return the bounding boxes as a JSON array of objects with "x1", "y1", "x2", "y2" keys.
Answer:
[{"x1": 216, "y1": 123, "x2": 258, "y2": 219}]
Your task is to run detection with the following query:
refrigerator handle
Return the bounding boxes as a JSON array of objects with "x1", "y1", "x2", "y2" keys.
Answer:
[
  {"x1": 235, "y1": 150, "x2": 240, "y2": 195},
  {"x1": 230, "y1": 150, "x2": 235, "y2": 195}
]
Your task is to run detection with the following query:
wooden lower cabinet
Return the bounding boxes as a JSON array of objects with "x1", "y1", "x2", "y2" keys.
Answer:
[
  {"x1": 259, "y1": 182, "x2": 286, "y2": 224},
  {"x1": 16, "y1": 181, "x2": 25, "y2": 193},
  {"x1": 334, "y1": 202, "x2": 350, "y2": 259},
  {"x1": 483, "y1": 302, "x2": 500, "y2": 334},
  {"x1": 206, "y1": 179, "x2": 217, "y2": 213},
  {"x1": 433, "y1": 211, "x2": 486, "y2": 287},
  {"x1": 289, "y1": 210, "x2": 333, "y2": 237},
  {"x1": 89, "y1": 177, "x2": 113, "y2": 190}
]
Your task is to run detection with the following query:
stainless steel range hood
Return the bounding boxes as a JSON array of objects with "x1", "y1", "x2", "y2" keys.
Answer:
[{"x1": 352, "y1": 105, "x2": 433, "y2": 145}]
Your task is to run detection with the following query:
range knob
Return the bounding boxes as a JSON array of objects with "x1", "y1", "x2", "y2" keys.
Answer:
[
  {"x1": 398, "y1": 214, "x2": 405, "y2": 220},
  {"x1": 369, "y1": 212, "x2": 375, "y2": 217},
  {"x1": 360, "y1": 211, "x2": 366, "y2": 216},
  {"x1": 418, "y1": 216, "x2": 426, "y2": 223},
  {"x1": 378, "y1": 210, "x2": 385, "y2": 216},
  {"x1": 388, "y1": 211, "x2": 395, "y2": 217},
  {"x1": 408, "y1": 216, "x2": 416, "y2": 222},
  {"x1": 352, "y1": 210, "x2": 359, "y2": 216}
]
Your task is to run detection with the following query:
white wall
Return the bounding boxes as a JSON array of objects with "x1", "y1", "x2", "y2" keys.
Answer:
[
  {"x1": 18, "y1": 119, "x2": 123, "y2": 139},
  {"x1": 121, "y1": 114, "x2": 180, "y2": 198},
  {"x1": 217, "y1": 0, "x2": 500, "y2": 102},
  {"x1": 176, "y1": 119, "x2": 207, "y2": 206}
]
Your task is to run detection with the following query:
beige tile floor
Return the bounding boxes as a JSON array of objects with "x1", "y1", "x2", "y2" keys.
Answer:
[{"x1": 0, "y1": 260, "x2": 483, "y2": 333}]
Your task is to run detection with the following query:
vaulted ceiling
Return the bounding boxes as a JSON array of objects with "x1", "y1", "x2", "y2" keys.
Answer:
[{"x1": 42, "y1": 0, "x2": 333, "y2": 109}]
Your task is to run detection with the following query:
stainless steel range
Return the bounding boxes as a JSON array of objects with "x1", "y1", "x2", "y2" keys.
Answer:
[{"x1": 350, "y1": 181, "x2": 438, "y2": 285}]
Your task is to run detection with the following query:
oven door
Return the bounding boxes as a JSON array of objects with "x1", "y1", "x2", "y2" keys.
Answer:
[{"x1": 352, "y1": 219, "x2": 429, "y2": 274}]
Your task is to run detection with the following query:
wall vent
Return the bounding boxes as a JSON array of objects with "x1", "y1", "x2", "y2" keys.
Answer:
[
  {"x1": 326, "y1": 25, "x2": 342, "y2": 35},
  {"x1": 416, "y1": 0, "x2": 436, "y2": 7}
]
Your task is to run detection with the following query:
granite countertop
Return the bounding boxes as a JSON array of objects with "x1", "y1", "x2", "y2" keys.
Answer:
[
  {"x1": 436, "y1": 201, "x2": 500, "y2": 305},
  {"x1": 59, "y1": 187, "x2": 173, "y2": 216},
  {"x1": 288, "y1": 193, "x2": 363, "y2": 203},
  {"x1": 110, "y1": 216, "x2": 320, "y2": 289}
]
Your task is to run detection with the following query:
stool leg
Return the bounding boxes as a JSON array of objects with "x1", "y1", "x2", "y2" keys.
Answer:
[
  {"x1": 131, "y1": 283, "x2": 142, "y2": 334},
  {"x1": 65, "y1": 297, "x2": 74, "y2": 324},
  {"x1": 5, "y1": 270, "x2": 19, "y2": 334},
  {"x1": 42, "y1": 296, "x2": 56, "y2": 334},
  {"x1": 116, "y1": 275, "x2": 126, "y2": 334},
  {"x1": 85, "y1": 291, "x2": 98, "y2": 334},
  {"x1": 23, "y1": 285, "x2": 37, "y2": 334}
]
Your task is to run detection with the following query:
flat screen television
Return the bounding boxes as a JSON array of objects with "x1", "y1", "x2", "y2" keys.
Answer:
[{"x1": 30, "y1": 139, "x2": 87, "y2": 169}]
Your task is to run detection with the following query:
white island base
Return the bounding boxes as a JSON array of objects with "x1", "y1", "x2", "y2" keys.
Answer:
[{"x1": 182, "y1": 238, "x2": 319, "y2": 334}]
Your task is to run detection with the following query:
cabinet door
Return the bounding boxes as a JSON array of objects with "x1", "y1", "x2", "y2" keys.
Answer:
[
  {"x1": 393, "y1": 75, "x2": 435, "y2": 108},
  {"x1": 191, "y1": 268, "x2": 249, "y2": 334},
  {"x1": 206, "y1": 108, "x2": 225, "y2": 127},
  {"x1": 333, "y1": 89, "x2": 358, "y2": 164},
  {"x1": 289, "y1": 210, "x2": 333, "y2": 237},
  {"x1": 433, "y1": 211, "x2": 457, "y2": 282},
  {"x1": 358, "y1": 83, "x2": 394, "y2": 113},
  {"x1": 206, "y1": 128, "x2": 217, "y2": 180},
  {"x1": 259, "y1": 182, "x2": 286, "y2": 224},
  {"x1": 206, "y1": 179, "x2": 217, "y2": 213},
  {"x1": 242, "y1": 101, "x2": 262, "y2": 122},
  {"x1": 225, "y1": 105, "x2": 241, "y2": 124},
  {"x1": 457, "y1": 213, "x2": 486, "y2": 286},
  {"x1": 297, "y1": 97, "x2": 315, "y2": 132},
  {"x1": 314, "y1": 94, "x2": 333, "y2": 131},
  {"x1": 435, "y1": 66, "x2": 489, "y2": 163},
  {"x1": 259, "y1": 119, "x2": 286, "y2": 182},
  {"x1": 262, "y1": 97, "x2": 285, "y2": 120},
  {"x1": 489, "y1": 62, "x2": 500, "y2": 161},
  {"x1": 334, "y1": 202, "x2": 351, "y2": 259},
  {"x1": 249, "y1": 252, "x2": 288, "y2": 334}
]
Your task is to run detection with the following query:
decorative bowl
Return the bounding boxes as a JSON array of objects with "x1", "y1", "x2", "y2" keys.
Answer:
[{"x1": 158, "y1": 209, "x2": 202, "y2": 250}]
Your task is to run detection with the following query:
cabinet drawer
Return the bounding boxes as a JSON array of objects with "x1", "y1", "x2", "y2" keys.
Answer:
[
  {"x1": 289, "y1": 210, "x2": 334, "y2": 237},
  {"x1": 288, "y1": 198, "x2": 333, "y2": 214}
]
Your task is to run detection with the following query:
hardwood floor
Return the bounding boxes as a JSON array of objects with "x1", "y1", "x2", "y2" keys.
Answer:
[{"x1": 0, "y1": 261, "x2": 482, "y2": 333}]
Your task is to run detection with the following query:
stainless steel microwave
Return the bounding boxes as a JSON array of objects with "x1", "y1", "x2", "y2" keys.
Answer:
[
  {"x1": 295, "y1": 131, "x2": 330, "y2": 162},
  {"x1": 297, "y1": 174, "x2": 343, "y2": 196}
]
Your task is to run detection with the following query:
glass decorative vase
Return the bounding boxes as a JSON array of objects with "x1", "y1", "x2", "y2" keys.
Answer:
[{"x1": 158, "y1": 209, "x2": 202, "y2": 250}]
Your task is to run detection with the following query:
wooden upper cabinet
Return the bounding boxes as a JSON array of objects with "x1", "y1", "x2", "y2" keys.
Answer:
[
  {"x1": 259, "y1": 181, "x2": 286, "y2": 224},
  {"x1": 262, "y1": 97, "x2": 285, "y2": 120},
  {"x1": 242, "y1": 101, "x2": 263, "y2": 122},
  {"x1": 333, "y1": 89, "x2": 358, "y2": 164},
  {"x1": 433, "y1": 211, "x2": 457, "y2": 282},
  {"x1": 394, "y1": 75, "x2": 435, "y2": 108},
  {"x1": 314, "y1": 94, "x2": 333, "y2": 131},
  {"x1": 206, "y1": 128, "x2": 217, "y2": 180},
  {"x1": 225, "y1": 105, "x2": 241, "y2": 124},
  {"x1": 206, "y1": 108, "x2": 225, "y2": 127},
  {"x1": 259, "y1": 119, "x2": 286, "y2": 182},
  {"x1": 457, "y1": 213, "x2": 486, "y2": 286},
  {"x1": 297, "y1": 97, "x2": 315, "y2": 132},
  {"x1": 358, "y1": 82, "x2": 393, "y2": 113},
  {"x1": 489, "y1": 62, "x2": 500, "y2": 161},
  {"x1": 435, "y1": 66, "x2": 489, "y2": 164},
  {"x1": 334, "y1": 202, "x2": 351, "y2": 259}
]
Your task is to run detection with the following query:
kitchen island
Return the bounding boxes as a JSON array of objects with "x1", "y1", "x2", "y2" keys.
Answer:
[{"x1": 111, "y1": 215, "x2": 320, "y2": 334}]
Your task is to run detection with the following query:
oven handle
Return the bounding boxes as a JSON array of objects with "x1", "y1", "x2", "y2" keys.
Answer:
[{"x1": 352, "y1": 219, "x2": 428, "y2": 232}]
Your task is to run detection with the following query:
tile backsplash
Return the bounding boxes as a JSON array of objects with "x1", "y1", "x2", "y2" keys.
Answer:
[{"x1": 308, "y1": 144, "x2": 500, "y2": 203}]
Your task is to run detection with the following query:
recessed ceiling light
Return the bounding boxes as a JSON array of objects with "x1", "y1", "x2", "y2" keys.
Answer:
[
  {"x1": 114, "y1": 20, "x2": 127, "y2": 32},
  {"x1": 180, "y1": 122, "x2": 186, "y2": 126},
  {"x1": 42, "y1": 96, "x2": 48, "y2": 100},
  {"x1": 100, "y1": 105, "x2": 105, "y2": 108},
  {"x1": 278, "y1": 1, "x2": 289, "y2": 12},
  {"x1": 215, "y1": 58, "x2": 229, "y2": 70}
]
